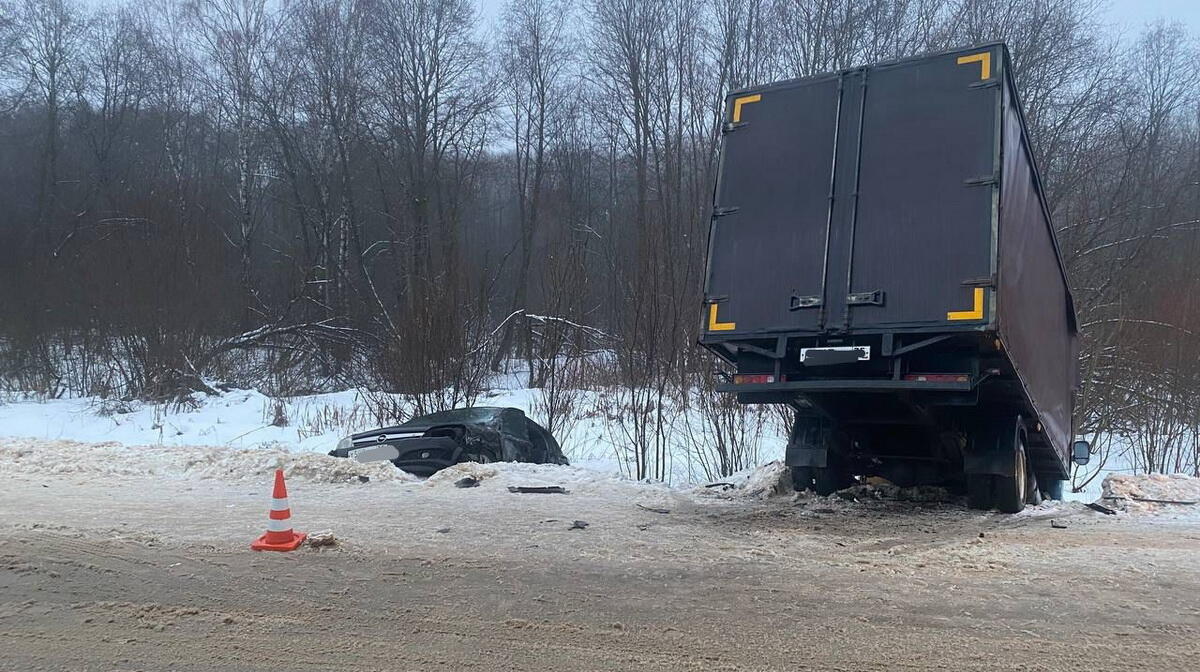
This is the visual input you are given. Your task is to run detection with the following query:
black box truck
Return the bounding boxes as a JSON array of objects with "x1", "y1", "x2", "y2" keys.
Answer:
[{"x1": 700, "y1": 43, "x2": 1090, "y2": 511}]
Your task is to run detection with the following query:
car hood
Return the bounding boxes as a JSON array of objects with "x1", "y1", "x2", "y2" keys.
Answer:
[{"x1": 351, "y1": 425, "x2": 430, "y2": 442}]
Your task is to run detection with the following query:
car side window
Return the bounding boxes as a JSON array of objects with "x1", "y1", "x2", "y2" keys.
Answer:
[{"x1": 498, "y1": 409, "x2": 530, "y2": 441}]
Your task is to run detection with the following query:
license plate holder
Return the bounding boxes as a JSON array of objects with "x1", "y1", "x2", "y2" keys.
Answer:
[{"x1": 799, "y1": 346, "x2": 870, "y2": 366}]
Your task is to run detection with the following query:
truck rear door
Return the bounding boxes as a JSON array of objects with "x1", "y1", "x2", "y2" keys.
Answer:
[
  {"x1": 704, "y1": 76, "x2": 841, "y2": 335},
  {"x1": 704, "y1": 46, "x2": 1000, "y2": 336},
  {"x1": 842, "y1": 48, "x2": 998, "y2": 330}
]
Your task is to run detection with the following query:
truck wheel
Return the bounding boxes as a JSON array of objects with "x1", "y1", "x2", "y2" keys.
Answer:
[
  {"x1": 966, "y1": 474, "x2": 993, "y2": 510},
  {"x1": 992, "y1": 437, "x2": 1029, "y2": 513}
]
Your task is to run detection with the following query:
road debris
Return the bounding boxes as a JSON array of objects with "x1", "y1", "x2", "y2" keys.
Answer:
[
  {"x1": 636, "y1": 504, "x2": 670, "y2": 514},
  {"x1": 454, "y1": 476, "x2": 480, "y2": 488},
  {"x1": 1051, "y1": 520, "x2": 1068, "y2": 529},
  {"x1": 833, "y1": 483, "x2": 953, "y2": 503},
  {"x1": 307, "y1": 530, "x2": 338, "y2": 548},
  {"x1": 568, "y1": 520, "x2": 589, "y2": 530},
  {"x1": 507, "y1": 485, "x2": 568, "y2": 495}
]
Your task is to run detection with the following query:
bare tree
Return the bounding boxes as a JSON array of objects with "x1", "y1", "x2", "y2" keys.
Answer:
[
  {"x1": 188, "y1": 0, "x2": 284, "y2": 325},
  {"x1": 7, "y1": 0, "x2": 85, "y2": 223},
  {"x1": 490, "y1": 0, "x2": 575, "y2": 376}
]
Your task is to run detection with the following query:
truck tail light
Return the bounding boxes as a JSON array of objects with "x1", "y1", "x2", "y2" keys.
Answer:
[
  {"x1": 903, "y1": 373, "x2": 970, "y2": 383},
  {"x1": 733, "y1": 374, "x2": 777, "y2": 385}
]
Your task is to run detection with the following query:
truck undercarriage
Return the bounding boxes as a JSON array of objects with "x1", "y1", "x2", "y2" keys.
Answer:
[{"x1": 702, "y1": 329, "x2": 1066, "y2": 512}]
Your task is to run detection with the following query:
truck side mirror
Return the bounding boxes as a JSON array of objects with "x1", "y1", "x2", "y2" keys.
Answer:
[{"x1": 1071, "y1": 440, "x2": 1091, "y2": 466}]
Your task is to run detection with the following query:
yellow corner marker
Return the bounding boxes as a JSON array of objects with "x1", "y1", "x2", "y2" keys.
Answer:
[
  {"x1": 708, "y1": 303, "x2": 736, "y2": 331},
  {"x1": 947, "y1": 288, "x2": 985, "y2": 321},
  {"x1": 956, "y1": 52, "x2": 992, "y2": 80},
  {"x1": 732, "y1": 94, "x2": 761, "y2": 123}
]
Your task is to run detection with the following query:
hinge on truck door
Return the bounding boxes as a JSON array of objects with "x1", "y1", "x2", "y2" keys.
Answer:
[
  {"x1": 789, "y1": 295, "x2": 822, "y2": 311},
  {"x1": 712, "y1": 207, "x2": 740, "y2": 218},
  {"x1": 721, "y1": 121, "x2": 747, "y2": 135},
  {"x1": 846, "y1": 290, "x2": 885, "y2": 306},
  {"x1": 969, "y1": 80, "x2": 1001, "y2": 90},
  {"x1": 963, "y1": 175, "x2": 998, "y2": 187}
]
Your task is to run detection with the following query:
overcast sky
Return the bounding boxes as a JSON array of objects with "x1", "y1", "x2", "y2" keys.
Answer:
[
  {"x1": 1108, "y1": 0, "x2": 1200, "y2": 32},
  {"x1": 475, "y1": 0, "x2": 1200, "y2": 35}
]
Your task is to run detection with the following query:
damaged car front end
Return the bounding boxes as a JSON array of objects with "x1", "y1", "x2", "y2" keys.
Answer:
[{"x1": 329, "y1": 407, "x2": 567, "y2": 477}]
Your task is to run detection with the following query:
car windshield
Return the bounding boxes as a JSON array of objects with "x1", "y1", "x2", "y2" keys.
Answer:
[{"x1": 397, "y1": 407, "x2": 508, "y2": 428}]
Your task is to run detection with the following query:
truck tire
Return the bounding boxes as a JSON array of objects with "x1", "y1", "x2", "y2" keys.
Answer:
[
  {"x1": 966, "y1": 473, "x2": 993, "y2": 510},
  {"x1": 992, "y1": 437, "x2": 1029, "y2": 513}
]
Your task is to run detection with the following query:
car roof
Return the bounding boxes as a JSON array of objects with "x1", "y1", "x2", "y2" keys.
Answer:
[{"x1": 354, "y1": 407, "x2": 526, "y2": 438}]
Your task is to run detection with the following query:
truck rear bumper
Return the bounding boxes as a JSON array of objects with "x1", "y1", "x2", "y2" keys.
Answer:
[{"x1": 717, "y1": 379, "x2": 974, "y2": 394}]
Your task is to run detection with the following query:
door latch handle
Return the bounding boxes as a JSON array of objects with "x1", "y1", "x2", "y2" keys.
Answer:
[
  {"x1": 789, "y1": 295, "x2": 822, "y2": 311},
  {"x1": 846, "y1": 290, "x2": 885, "y2": 306}
]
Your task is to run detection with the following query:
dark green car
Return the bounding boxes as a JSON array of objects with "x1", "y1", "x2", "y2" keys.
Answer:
[{"x1": 329, "y1": 407, "x2": 568, "y2": 477}]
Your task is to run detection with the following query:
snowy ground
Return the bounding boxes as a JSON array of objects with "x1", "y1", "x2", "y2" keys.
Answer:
[
  {"x1": 0, "y1": 383, "x2": 1142, "y2": 502},
  {"x1": 0, "y1": 384, "x2": 776, "y2": 485},
  {"x1": 1, "y1": 436, "x2": 1198, "y2": 671}
]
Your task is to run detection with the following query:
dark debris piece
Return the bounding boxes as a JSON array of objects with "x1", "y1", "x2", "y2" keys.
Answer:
[
  {"x1": 636, "y1": 504, "x2": 670, "y2": 514},
  {"x1": 507, "y1": 486, "x2": 569, "y2": 494},
  {"x1": 1050, "y1": 520, "x2": 1068, "y2": 529},
  {"x1": 1124, "y1": 496, "x2": 1198, "y2": 505},
  {"x1": 1085, "y1": 502, "x2": 1118, "y2": 515},
  {"x1": 568, "y1": 520, "x2": 589, "y2": 530},
  {"x1": 357, "y1": 475, "x2": 370, "y2": 483},
  {"x1": 455, "y1": 476, "x2": 480, "y2": 488}
]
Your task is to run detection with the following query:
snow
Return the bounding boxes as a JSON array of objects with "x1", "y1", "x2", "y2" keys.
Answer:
[
  {"x1": 0, "y1": 388, "x2": 372, "y2": 454},
  {"x1": 2, "y1": 384, "x2": 1195, "y2": 507},
  {"x1": 0, "y1": 384, "x2": 787, "y2": 485},
  {"x1": 424, "y1": 460, "x2": 665, "y2": 497},
  {"x1": 692, "y1": 460, "x2": 794, "y2": 499},
  {"x1": 0, "y1": 437, "x2": 412, "y2": 484},
  {"x1": 1100, "y1": 473, "x2": 1200, "y2": 515}
]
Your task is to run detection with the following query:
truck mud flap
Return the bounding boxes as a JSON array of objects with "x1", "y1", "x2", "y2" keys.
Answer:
[
  {"x1": 963, "y1": 415, "x2": 1020, "y2": 476},
  {"x1": 785, "y1": 418, "x2": 831, "y2": 468}
]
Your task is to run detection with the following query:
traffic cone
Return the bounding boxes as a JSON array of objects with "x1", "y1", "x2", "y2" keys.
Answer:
[{"x1": 251, "y1": 469, "x2": 307, "y2": 552}]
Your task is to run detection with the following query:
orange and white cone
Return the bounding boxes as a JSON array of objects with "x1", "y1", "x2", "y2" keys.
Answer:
[{"x1": 251, "y1": 469, "x2": 307, "y2": 552}]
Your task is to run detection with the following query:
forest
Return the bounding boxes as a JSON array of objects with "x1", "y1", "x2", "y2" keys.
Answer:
[{"x1": 1, "y1": 0, "x2": 1198, "y2": 482}]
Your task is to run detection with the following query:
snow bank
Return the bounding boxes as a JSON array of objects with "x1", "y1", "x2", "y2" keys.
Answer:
[
  {"x1": 424, "y1": 460, "x2": 670, "y2": 498},
  {"x1": 694, "y1": 461, "x2": 793, "y2": 500},
  {"x1": 1100, "y1": 473, "x2": 1200, "y2": 513},
  {"x1": 0, "y1": 383, "x2": 790, "y2": 486},
  {"x1": 0, "y1": 388, "x2": 378, "y2": 453},
  {"x1": 0, "y1": 438, "x2": 412, "y2": 484}
]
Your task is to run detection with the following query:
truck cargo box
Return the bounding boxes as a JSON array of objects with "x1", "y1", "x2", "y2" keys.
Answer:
[{"x1": 701, "y1": 43, "x2": 1079, "y2": 476}]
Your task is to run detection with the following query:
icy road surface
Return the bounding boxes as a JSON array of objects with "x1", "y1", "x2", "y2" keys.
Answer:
[{"x1": 2, "y1": 439, "x2": 1198, "y2": 671}]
